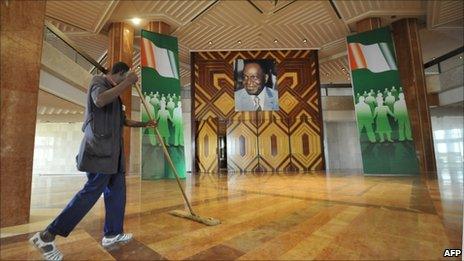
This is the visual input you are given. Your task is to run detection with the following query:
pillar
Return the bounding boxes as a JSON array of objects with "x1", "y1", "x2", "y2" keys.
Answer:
[
  {"x1": 145, "y1": 21, "x2": 171, "y2": 34},
  {"x1": 108, "y1": 22, "x2": 134, "y2": 173},
  {"x1": 1, "y1": 0, "x2": 46, "y2": 227},
  {"x1": 356, "y1": 17, "x2": 381, "y2": 32},
  {"x1": 392, "y1": 18, "x2": 437, "y2": 178}
]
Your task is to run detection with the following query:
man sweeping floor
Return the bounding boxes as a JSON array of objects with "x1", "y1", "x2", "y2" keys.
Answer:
[{"x1": 29, "y1": 62, "x2": 156, "y2": 261}]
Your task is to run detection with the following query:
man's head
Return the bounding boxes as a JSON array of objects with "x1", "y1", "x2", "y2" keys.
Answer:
[
  {"x1": 242, "y1": 62, "x2": 268, "y2": 95},
  {"x1": 109, "y1": 61, "x2": 130, "y2": 84}
]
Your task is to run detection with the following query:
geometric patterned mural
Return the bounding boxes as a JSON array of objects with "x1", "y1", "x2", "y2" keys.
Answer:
[
  {"x1": 193, "y1": 50, "x2": 324, "y2": 172},
  {"x1": 195, "y1": 117, "x2": 218, "y2": 173}
]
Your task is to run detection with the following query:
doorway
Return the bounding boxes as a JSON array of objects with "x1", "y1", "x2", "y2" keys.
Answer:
[{"x1": 218, "y1": 119, "x2": 228, "y2": 172}]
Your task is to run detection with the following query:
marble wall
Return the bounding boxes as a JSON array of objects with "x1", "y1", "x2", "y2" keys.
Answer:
[
  {"x1": 33, "y1": 123, "x2": 84, "y2": 175},
  {"x1": 32, "y1": 107, "x2": 190, "y2": 177},
  {"x1": 1, "y1": 0, "x2": 47, "y2": 227},
  {"x1": 323, "y1": 120, "x2": 363, "y2": 171},
  {"x1": 430, "y1": 106, "x2": 464, "y2": 176}
]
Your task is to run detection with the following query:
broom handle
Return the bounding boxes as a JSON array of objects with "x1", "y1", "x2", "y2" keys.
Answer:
[{"x1": 133, "y1": 84, "x2": 196, "y2": 216}]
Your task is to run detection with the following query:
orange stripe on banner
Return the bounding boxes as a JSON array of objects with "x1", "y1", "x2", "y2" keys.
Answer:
[
  {"x1": 150, "y1": 42, "x2": 156, "y2": 69},
  {"x1": 147, "y1": 39, "x2": 156, "y2": 69},
  {"x1": 141, "y1": 38, "x2": 148, "y2": 68},
  {"x1": 141, "y1": 38, "x2": 156, "y2": 69},
  {"x1": 142, "y1": 38, "x2": 151, "y2": 68},
  {"x1": 347, "y1": 43, "x2": 357, "y2": 70},
  {"x1": 354, "y1": 43, "x2": 367, "y2": 68},
  {"x1": 348, "y1": 43, "x2": 367, "y2": 70}
]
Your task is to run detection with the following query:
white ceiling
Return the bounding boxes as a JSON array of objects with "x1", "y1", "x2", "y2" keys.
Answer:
[
  {"x1": 36, "y1": 90, "x2": 84, "y2": 123},
  {"x1": 44, "y1": 0, "x2": 464, "y2": 85}
]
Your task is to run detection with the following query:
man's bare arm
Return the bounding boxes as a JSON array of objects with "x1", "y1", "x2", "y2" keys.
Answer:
[
  {"x1": 94, "y1": 73, "x2": 138, "y2": 108},
  {"x1": 124, "y1": 119, "x2": 157, "y2": 128}
]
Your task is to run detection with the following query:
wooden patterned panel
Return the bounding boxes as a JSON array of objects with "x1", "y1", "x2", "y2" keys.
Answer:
[
  {"x1": 289, "y1": 117, "x2": 324, "y2": 171},
  {"x1": 226, "y1": 113, "x2": 259, "y2": 172},
  {"x1": 257, "y1": 115, "x2": 291, "y2": 172},
  {"x1": 196, "y1": 117, "x2": 218, "y2": 173},
  {"x1": 193, "y1": 50, "x2": 325, "y2": 173}
]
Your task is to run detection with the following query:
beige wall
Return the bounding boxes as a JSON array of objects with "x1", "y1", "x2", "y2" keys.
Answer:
[
  {"x1": 33, "y1": 122, "x2": 84, "y2": 175},
  {"x1": 33, "y1": 120, "x2": 144, "y2": 176}
]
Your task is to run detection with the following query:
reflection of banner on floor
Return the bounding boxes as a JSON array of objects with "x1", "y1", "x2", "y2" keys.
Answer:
[
  {"x1": 347, "y1": 27, "x2": 419, "y2": 175},
  {"x1": 141, "y1": 30, "x2": 185, "y2": 180}
]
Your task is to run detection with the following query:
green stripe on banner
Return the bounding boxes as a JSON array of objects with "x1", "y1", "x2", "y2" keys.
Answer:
[
  {"x1": 141, "y1": 30, "x2": 186, "y2": 180},
  {"x1": 168, "y1": 50, "x2": 179, "y2": 80},
  {"x1": 347, "y1": 27, "x2": 419, "y2": 175},
  {"x1": 378, "y1": 42, "x2": 397, "y2": 70}
]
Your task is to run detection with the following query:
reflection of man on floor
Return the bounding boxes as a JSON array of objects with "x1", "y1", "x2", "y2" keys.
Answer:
[{"x1": 235, "y1": 62, "x2": 278, "y2": 111}]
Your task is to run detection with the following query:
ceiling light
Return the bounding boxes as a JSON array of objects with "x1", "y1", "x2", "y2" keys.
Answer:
[
  {"x1": 208, "y1": 41, "x2": 213, "y2": 45},
  {"x1": 274, "y1": 39, "x2": 278, "y2": 43},
  {"x1": 237, "y1": 40, "x2": 242, "y2": 44},
  {"x1": 131, "y1": 17, "x2": 141, "y2": 25},
  {"x1": 459, "y1": 56, "x2": 462, "y2": 59},
  {"x1": 303, "y1": 39, "x2": 307, "y2": 43},
  {"x1": 341, "y1": 68, "x2": 346, "y2": 71},
  {"x1": 432, "y1": 57, "x2": 436, "y2": 60}
]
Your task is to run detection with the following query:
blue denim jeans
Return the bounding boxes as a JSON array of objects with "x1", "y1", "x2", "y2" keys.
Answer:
[{"x1": 47, "y1": 171, "x2": 126, "y2": 237}]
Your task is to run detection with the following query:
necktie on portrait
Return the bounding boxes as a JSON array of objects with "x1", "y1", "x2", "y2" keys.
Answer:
[{"x1": 253, "y1": 96, "x2": 262, "y2": 111}]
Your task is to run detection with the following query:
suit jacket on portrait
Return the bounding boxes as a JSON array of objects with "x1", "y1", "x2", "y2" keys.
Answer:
[{"x1": 234, "y1": 87, "x2": 279, "y2": 111}]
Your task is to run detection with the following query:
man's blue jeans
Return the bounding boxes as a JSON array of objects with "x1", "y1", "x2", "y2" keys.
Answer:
[{"x1": 46, "y1": 171, "x2": 126, "y2": 237}]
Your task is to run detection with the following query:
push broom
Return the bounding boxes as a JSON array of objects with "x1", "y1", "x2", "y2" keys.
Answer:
[{"x1": 133, "y1": 83, "x2": 220, "y2": 226}]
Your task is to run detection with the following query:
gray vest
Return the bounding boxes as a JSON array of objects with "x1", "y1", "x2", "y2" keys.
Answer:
[{"x1": 76, "y1": 76, "x2": 125, "y2": 174}]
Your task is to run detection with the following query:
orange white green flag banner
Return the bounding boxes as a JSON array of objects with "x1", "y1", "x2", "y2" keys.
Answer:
[{"x1": 347, "y1": 27, "x2": 419, "y2": 175}]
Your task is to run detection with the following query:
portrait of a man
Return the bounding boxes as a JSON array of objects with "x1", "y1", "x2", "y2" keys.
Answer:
[{"x1": 234, "y1": 59, "x2": 279, "y2": 111}]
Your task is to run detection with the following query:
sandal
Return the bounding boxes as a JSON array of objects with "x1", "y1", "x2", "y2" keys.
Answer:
[{"x1": 29, "y1": 232, "x2": 63, "y2": 261}]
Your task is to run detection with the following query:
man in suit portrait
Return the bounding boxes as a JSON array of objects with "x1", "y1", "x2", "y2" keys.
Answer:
[{"x1": 235, "y1": 60, "x2": 279, "y2": 111}]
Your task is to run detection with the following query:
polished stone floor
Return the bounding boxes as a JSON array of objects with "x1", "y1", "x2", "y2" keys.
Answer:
[{"x1": 1, "y1": 171, "x2": 462, "y2": 260}]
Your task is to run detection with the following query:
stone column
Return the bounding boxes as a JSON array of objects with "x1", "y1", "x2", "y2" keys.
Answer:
[
  {"x1": 108, "y1": 22, "x2": 134, "y2": 173},
  {"x1": 392, "y1": 18, "x2": 437, "y2": 178},
  {"x1": 1, "y1": 0, "x2": 47, "y2": 227},
  {"x1": 356, "y1": 17, "x2": 381, "y2": 32},
  {"x1": 145, "y1": 21, "x2": 171, "y2": 34}
]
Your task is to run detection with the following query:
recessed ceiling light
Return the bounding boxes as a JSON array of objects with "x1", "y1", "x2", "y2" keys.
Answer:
[
  {"x1": 274, "y1": 39, "x2": 278, "y2": 43},
  {"x1": 237, "y1": 40, "x2": 242, "y2": 44},
  {"x1": 432, "y1": 57, "x2": 436, "y2": 60},
  {"x1": 131, "y1": 17, "x2": 141, "y2": 25},
  {"x1": 208, "y1": 41, "x2": 213, "y2": 45},
  {"x1": 459, "y1": 56, "x2": 462, "y2": 59},
  {"x1": 303, "y1": 39, "x2": 307, "y2": 43}
]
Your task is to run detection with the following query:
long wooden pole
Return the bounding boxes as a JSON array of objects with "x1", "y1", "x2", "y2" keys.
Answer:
[{"x1": 133, "y1": 84, "x2": 196, "y2": 216}]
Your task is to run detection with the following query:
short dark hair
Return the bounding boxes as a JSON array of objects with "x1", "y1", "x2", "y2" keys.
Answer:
[{"x1": 110, "y1": 61, "x2": 130, "y2": 75}]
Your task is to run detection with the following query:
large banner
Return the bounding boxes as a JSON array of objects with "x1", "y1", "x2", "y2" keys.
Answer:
[
  {"x1": 347, "y1": 27, "x2": 419, "y2": 174},
  {"x1": 140, "y1": 30, "x2": 185, "y2": 180}
]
